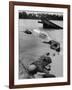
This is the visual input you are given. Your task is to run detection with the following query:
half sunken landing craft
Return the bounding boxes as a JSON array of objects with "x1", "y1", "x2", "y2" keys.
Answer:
[{"x1": 38, "y1": 16, "x2": 63, "y2": 29}]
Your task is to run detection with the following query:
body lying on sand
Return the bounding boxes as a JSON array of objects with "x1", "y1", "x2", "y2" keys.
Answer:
[{"x1": 19, "y1": 53, "x2": 56, "y2": 79}]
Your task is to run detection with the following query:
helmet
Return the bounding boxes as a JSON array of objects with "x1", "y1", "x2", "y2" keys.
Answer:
[{"x1": 28, "y1": 64, "x2": 36, "y2": 71}]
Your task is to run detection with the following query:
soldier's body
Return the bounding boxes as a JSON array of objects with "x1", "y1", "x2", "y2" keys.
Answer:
[{"x1": 28, "y1": 53, "x2": 56, "y2": 78}]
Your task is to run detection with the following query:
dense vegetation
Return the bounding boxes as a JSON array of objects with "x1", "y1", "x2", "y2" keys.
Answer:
[{"x1": 19, "y1": 12, "x2": 63, "y2": 20}]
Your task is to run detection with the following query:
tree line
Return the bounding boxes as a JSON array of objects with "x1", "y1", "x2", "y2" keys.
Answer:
[{"x1": 19, "y1": 12, "x2": 63, "y2": 20}]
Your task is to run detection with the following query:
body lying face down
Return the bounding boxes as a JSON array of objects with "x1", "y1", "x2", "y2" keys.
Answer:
[{"x1": 28, "y1": 53, "x2": 56, "y2": 78}]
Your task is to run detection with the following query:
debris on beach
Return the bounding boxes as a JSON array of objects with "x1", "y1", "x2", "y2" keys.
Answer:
[
  {"x1": 23, "y1": 29, "x2": 32, "y2": 34},
  {"x1": 46, "y1": 52, "x2": 50, "y2": 56},
  {"x1": 33, "y1": 29, "x2": 51, "y2": 40},
  {"x1": 42, "y1": 40, "x2": 60, "y2": 53},
  {"x1": 39, "y1": 33, "x2": 47, "y2": 39}
]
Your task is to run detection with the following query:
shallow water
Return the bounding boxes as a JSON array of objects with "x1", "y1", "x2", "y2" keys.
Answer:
[{"x1": 19, "y1": 19, "x2": 63, "y2": 79}]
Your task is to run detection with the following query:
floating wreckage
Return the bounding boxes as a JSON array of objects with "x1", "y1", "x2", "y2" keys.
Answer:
[
  {"x1": 42, "y1": 40, "x2": 60, "y2": 53},
  {"x1": 38, "y1": 17, "x2": 63, "y2": 29}
]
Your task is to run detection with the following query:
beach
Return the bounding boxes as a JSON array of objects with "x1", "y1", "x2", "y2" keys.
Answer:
[{"x1": 19, "y1": 19, "x2": 63, "y2": 79}]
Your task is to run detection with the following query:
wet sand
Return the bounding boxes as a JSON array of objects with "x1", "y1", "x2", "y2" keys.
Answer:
[{"x1": 19, "y1": 19, "x2": 63, "y2": 79}]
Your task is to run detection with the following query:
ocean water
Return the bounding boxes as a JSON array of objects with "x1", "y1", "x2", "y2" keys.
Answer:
[{"x1": 19, "y1": 19, "x2": 63, "y2": 79}]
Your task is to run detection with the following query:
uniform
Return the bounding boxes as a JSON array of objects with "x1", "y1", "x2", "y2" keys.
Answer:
[{"x1": 28, "y1": 55, "x2": 52, "y2": 76}]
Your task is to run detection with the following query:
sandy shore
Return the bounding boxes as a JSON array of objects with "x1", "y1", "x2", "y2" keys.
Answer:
[{"x1": 19, "y1": 19, "x2": 63, "y2": 79}]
